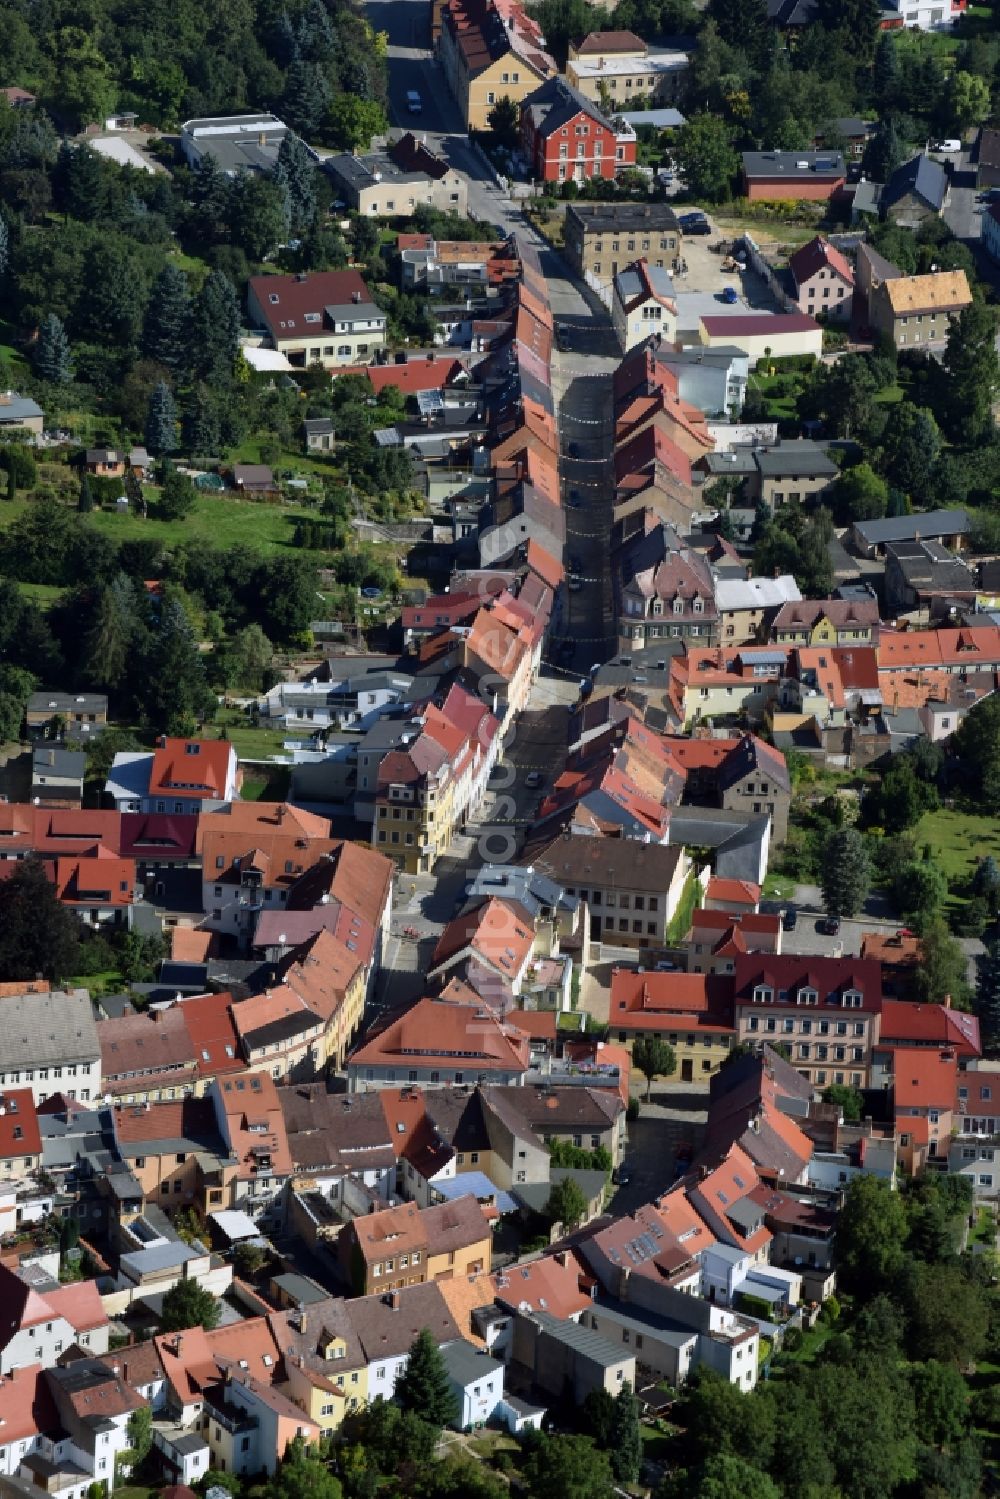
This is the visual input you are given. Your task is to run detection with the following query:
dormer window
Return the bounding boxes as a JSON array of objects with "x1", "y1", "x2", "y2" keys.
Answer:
[
  {"x1": 797, "y1": 987, "x2": 818, "y2": 1006},
  {"x1": 753, "y1": 984, "x2": 773, "y2": 1004},
  {"x1": 673, "y1": 599, "x2": 683, "y2": 615},
  {"x1": 693, "y1": 597, "x2": 704, "y2": 614},
  {"x1": 842, "y1": 989, "x2": 863, "y2": 1008}
]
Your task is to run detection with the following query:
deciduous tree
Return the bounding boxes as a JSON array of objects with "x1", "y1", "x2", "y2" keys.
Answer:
[
  {"x1": 159, "y1": 1277, "x2": 220, "y2": 1331},
  {"x1": 669, "y1": 113, "x2": 738, "y2": 203},
  {"x1": 0, "y1": 856, "x2": 81, "y2": 981},
  {"x1": 632, "y1": 1035, "x2": 677, "y2": 1101},
  {"x1": 545, "y1": 1174, "x2": 587, "y2": 1230}
]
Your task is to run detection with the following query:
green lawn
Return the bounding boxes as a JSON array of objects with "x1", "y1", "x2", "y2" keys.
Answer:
[
  {"x1": 915, "y1": 805, "x2": 1000, "y2": 907},
  {"x1": 763, "y1": 872, "x2": 795, "y2": 901},
  {"x1": 17, "y1": 581, "x2": 65, "y2": 609},
  {"x1": 0, "y1": 491, "x2": 318, "y2": 556},
  {"x1": 209, "y1": 712, "x2": 292, "y2": 761},
  {"x1": 640, "y1": 1421, "x2": 674, "y2": 1463},
  {"x1": 971, "y1": 1206, "x2": 996, "y2": 1248},
  {"x1": 667, "y1": 871, "x2": 702, "y2": 944},
  {"x1": 241, "y1": 765, "x2": 292, "y2": 800},
  {"x1": 874, "y1": 383, "x2": 905, "y2": 405}
]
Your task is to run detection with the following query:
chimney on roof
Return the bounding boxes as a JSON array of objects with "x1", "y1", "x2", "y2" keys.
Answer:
[
  {"x1": 942, "y1": 992, "x2": 952, "y2": 1009},
  {"x1": 388, "y1": 1290, "x2": 401, "y2": 1309},
  {"x1": 352, "y1": 291, "x2": 362, "y2": 303}
]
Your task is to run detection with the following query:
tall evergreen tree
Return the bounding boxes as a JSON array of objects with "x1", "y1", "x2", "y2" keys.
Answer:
[
  {"x1": 0, "y1": 211, "x2": 8, "y2": 279},
  {"x1": 820, "y1": 827, "x2": 871, "y2": 918},
  {"x1": 941, "y1": 299, "x2": 1000, "y2": 446},
  {"x1": 394, "y1": 1328, "x2": 459, "y2": 1430},
  {"x1": 708, "y1": 0, "x2": 771, "y2": 68},
  {"x1": 273, "y1": 132, "x2": 317, "y2": 234},
  {"x1": 190, "y1": 271, "x2": 241, "y2": 383},
  {"x1": 60, "y1": 143, "x2": 106, "y2": 220},
  {"x1": 976, "y1": 944, "x2": 1000, "y2": 1054},
  {"x1": 182, "y1": 386, "x2": 221, "y2": 457},
  {"x1": 33, "y1": 313, "x2": 73, "y2": 384},
  {"x1": 873, "y1": 32, "x2": 899, "y2": 108},
  {"x1": 142, "y1": 264, "x2": 192, "y2": 374},
  {"x1": 139, "y1": 595, "x2": 213, "y2": 733},
  {"x1": 145, "y1": 380, "x2": 178, "y2": 456},
  {"x1": 78, "y1": 473, "x2": 93, "y2": 513},
  {"x1": 190, "y1": 153, "x2": 230, "y2": 243},
  {"x1": 228, "y1": 173, "x2": 289, "y2": 261},
  {"x1": 283, "y1": 58, "x2": 331, "y2": 138},
  {"x1": 608, "y1": 1384, "x2": 643, "y2": 1484},
  {"x1": 81, "y1": 574, "x2": 137, "y2": 694}
]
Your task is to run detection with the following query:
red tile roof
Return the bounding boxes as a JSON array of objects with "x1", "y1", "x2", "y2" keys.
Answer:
[
  {"x1": 180, "y1": 992, "x2": 245, "y2": 1078},
  {"x1": 149, "y1": 738, "x2": 234, "y2": 800},
  {"x1": 349, "y1": 996, "x2": 531, "y2": 1076},
  {"x1": 788, "y1": 235, "x2": 854, "y2": 289},
  {"x1": 892, "y1": 1047, "x2": 958, "y2": 1110},
  {"x1": 880, "y1": 998, "x2": 980, "y2": 1055},
  {"x1": 0, "y1": 1088, "x2": 40, "y2": 1158},
  {"x1": 366, "y1": 358, "x2": 465, "y2": 396}
]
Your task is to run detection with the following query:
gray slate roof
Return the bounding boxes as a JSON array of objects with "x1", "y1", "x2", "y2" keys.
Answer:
[
  {"x1": 0, "y1": 989, "x2": 98, "y2": 1069},
  {"x1": 883, "y1": 153, "x2": 948, "y2": 212}
]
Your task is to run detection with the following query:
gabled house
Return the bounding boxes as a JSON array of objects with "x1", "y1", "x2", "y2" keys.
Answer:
[
  {"x1": 107, "y1": 738, "x2": 237, "y2": 815},
  {"x1": 0, "y1": 1265, "x2": 109, "y2": 1374},
  {"x1": 246, "y1": 269, "x2": 387, "y2": 370},
  {"x1": 609, "y1": 969, "x2": 735, "y2": 1078},
  {"x1": 881, "y1": 153, "x2": 949, "y2": 227},
  {"x1": 519, "y1": 76, "x2": 636, "y2": 186},
  {"x1": 612, "y1": 259, "x2": 677, "y2": 353},
  {"x1": 787, "y1": 235, "x2": 854, "y2": 322},
  {"x1": 772, "y1": 596, "x2": 880, "y2": 646},
  {"x1": 346, "y1": 996, "x2": 531, "y2": 1091},
  {"x1": 732, "y1": 955, "x2": 884, "y2": 1088},
  {"x1": 338, "y1": 1194, "x2": 493, "y2": 1295},
  {"x1": 437, "y1": 0, "x2": 556, "y2": 131}
]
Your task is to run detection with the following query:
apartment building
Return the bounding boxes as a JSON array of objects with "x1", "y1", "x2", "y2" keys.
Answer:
[
  {"x1": 564, "y1": 201, "x2": 680, "y2": 283},
  {"x1": 437, "y1": 0, "x2": 555, "y2": 131},
  {"x1": 565, "y1": 30, "x2": 688, "y2": 104},
  {"x1": 732, "y1": 955, "x2": 884, "y2": 1088}
]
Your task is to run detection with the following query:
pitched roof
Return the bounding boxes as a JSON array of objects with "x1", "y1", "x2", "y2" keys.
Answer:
[
  {"x1": 880, "y1": 999, "x2": 980, "y2": 1056},
  {"x1": 149, "y1": 738, "x2": 233, "y2": 799},
  {"x1": 787, "y1": 235, "x2": 854, "y2": 289},
  {"x1": 431, "y1": 897, "x2": 535, "y2": 978},
  {"x1": 349, "y1": 996, "x2": 531, "y2": 1076},
  {"x1": 892, "y1": 1047, "x2": 958, "y2": 1110},
  {"x1": 881, "y1": 269, "x2": 971, "y2": 315},
  {"x1": 346, "y1": 1281, "x2": 462, "y2": 1361},
  {"x1": 883, "y1": 152, "x2": 948, "y2": 212},
  {"x1": 700, "y1": 313, "x2": 820, "y2": 337},
  {"x1": 0, "y1": 1088, "x2": 41, "y2": 1158},
  {"x1": 704, "y1": 876, "x2": 762, "y2": 905},
  {"x1": 248, "y1": 269, "x2": 380, "y2": 342}
]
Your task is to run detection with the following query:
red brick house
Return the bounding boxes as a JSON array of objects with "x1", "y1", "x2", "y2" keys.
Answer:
[{"x1": 520, "y1": 77, "x2": 636, "y2": 185}]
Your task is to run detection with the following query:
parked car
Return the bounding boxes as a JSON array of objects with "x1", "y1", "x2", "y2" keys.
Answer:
[
  {"x1": 406, "y1": 90, "x2": 423, "y2": 113},
  {"x1": 525, "y1": 770, "x2": 543, "y2": 788},
  {"x1": 782, "y1": 907, "x2": 798, "y2": 931},
  {"x1": 681, "y1": 218, "x2": 712, "y2": 237},
  {"x1": 612, "y1": 1165, "x2": 631, "y2": 1186},
  {"x1": 816, "y1": 916, "x2": 841, "y2": 936},
  {"x1": 930, "y1": 137, "x2": 962, "y2": 153},
  {"x1": 721, "y1": 286, "x2": 739, "y2": 304}
]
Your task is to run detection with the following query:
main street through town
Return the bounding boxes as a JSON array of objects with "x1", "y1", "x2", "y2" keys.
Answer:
[{"x1": 366, "y1": 0, "x2": 625, "y2": 1015}]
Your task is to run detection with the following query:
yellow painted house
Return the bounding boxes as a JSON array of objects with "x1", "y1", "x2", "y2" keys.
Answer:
[{"x1": 438, "y1": 0, "x2": 555, "y2": 131}]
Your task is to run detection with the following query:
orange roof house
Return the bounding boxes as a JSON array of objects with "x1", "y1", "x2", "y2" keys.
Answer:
[
  {"x1": 347, "y1": 996, "x2": 531, "y2": 1089},
  {"x1": 149, "y1": 738, "x2": 237, "y2": 805}
]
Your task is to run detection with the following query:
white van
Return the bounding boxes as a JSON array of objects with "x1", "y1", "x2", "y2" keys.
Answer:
[{"x1": 406, "y1": 90, "x2": 423, "y2": 114}]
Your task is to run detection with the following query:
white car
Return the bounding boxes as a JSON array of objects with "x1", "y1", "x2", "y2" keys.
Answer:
[{"x1": 931, "y1": 138, "x2": 962, "y2": 154}]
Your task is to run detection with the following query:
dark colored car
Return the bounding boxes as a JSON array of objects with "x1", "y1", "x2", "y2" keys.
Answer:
[
  {"x1": 782, "y1": 907, "x2": 798, "y2": 931},
  {"x1": 816, "y1": 916, "x2": 841, "y2": 936},
  {"x1": 681, "y1": 219, "x2": 712, "y2": 236}
]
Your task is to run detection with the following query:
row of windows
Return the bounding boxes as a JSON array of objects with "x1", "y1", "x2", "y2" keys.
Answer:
[
  {"x1": 562, "y1": 888, "x2": 659, "y2": 911},
  {"x1": 587, "y1": 237, "x2": 676, "y2": 254},
  {"x1": 372, "y1": 1251, "x2": 421, "y2": 1276},
  {"x1": 747, "y1": 1015, "x2": 864, "y2": 1038},
  {"x1": 1, "y1": 1064, "x2": 91, "y2": 1083}
]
